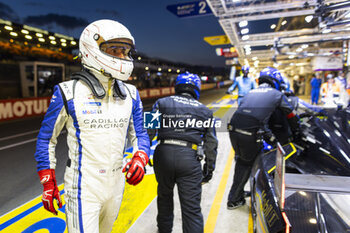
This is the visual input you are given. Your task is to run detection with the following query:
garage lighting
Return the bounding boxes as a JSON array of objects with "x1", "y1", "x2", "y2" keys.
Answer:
[
  {"x1": 281, "y1": 20, "x2": 287, "y2": 26},
  {"x1": 25, "y1": 35, "x2": 32, "y2": 40},
  {"x1": 177, "y1": 69, "x2": 180, "y2": 73},
  {"x1": 241, "y1": 28, "x2": 249, "y2": 34},
  {"x1": 296, "y1": 47, "x2": 303, "y2": 52},
  {"x1": 270, "y1": 24, "x2": 276, "y2": 29},
  {"x1": 242, "y1": 35, "x2": 249, "y2": 40},
  {"x1": 158, "y1": 68, "x2": 162, "y2": 71},
  {"x1": 305, "y1": 15, "x2": 313, "y2": 23},
  {"x1": 71, "y1": 40, "x2": 77, "y2": 45},
  {"x1": 21, "y1": 29, "x2": 29, "y2": 34},
  {"x1": 4, "y1": 25, "x2": 13, "y2": 31},
  {"x1": 49, "y1": 36, "x2": 56, "y2": 40},
  {"x1": 36, "y1": 33, "x2": 43, "y2": 37},
  {"x1": 301, "y1": 44, "x2": 309, "y2": 49},
  {"x1": 168, "y1": 69, "x2": 172, "y2": 72},
  {"x1": 60, "y1": 38, "x2": 66, "y2": 42},
  {"x1": 239, "y1": 20, "x2": 248, "y2": 27},
  {"x1": 145, "y1": 67, "x2": 149, "y2": 70},
  {"x1": 322, "y1": 28, "x2": 331, "y2": 34},
  {"x1": 62, "y1": 43, "x2": 67, "y2": 47},
  {"x1": 38, "y1": 38, "x2": 45, "y2": 42},
  {"x1": 9, "y1": 32, "x2": 18, "y2": 37},
  {"x1": 50, "y1": 40, "x2": 57, "y2": 45}
]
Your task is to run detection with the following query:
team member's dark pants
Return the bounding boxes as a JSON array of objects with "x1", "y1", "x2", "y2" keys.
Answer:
[
  {"x1": 154, "y1": 144, "x2": 203, "y2": 233},
  {"x1": 228, "y1": 130, "x2": 262, "y2": 203}
]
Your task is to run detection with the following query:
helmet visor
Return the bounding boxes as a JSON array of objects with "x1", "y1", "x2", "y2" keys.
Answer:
[{"x1": 100, "y1": 38, "x2": 135, "y2": 61}]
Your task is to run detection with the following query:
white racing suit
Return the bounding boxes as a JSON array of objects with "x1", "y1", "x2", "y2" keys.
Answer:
[{"x1": 34, "y1": 71, "x2": 150, "y2": 233}]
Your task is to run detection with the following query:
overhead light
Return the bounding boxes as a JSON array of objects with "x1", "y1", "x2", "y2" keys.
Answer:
[
  {"x1": 288, "y1": 55, "x2": 295, "y2": 59},
  {"x1": 145, "y1": 67, "x2": 149, "y2": 70},
  {"x1": 4, "y1": 25, "x2": 13, "y2": 31},
  {"x1": 281, "y1": 20, "x2": 287, "y2": 26},
  {"x1": 246, "y1": 50, "x2": 251, "y2": 55},
  {"x1": 252, "y1": 57, "x2": 258, "y2": 60},
  {"x1": 38, "y1": 38, "x2": 45, "y2": 42},
  {"x1": 61, "y1": 43, "x2": 67, "y2": 47},
  {"x1": 49, "y1": 36, "x2": 56, "y2": 40},
  {"x1": 241, "y1": 28, "x2": 249, "y2": 34},
  {"x1": 270, "y1": 24, "x2": 276, "y2": 29},
  {"x1": 296, "y1": 47, "x2": 303, "y2": 52},
  {"x1": 177, "y1": 69, "x2": 180, "y2": 73},
  {"x1": 71, "y1": 40, "x2": 77, "y2": 45},
  {"x1": 21, "y1": 29, "x2": 29, "y2": 34},
  {"x1": 301, "y1": 44, "x2": 309, "y2": 49},
  {"x1": 60, "y1": 38, "x2": 66, "y2": 42},
  {"x1": 305, "y1": 15, "x2": 313, "y2": 23},
  {"x1": 158, "y1": 67, "x2": 162, "y2": 71},
  {"x1": 273, "y1": 63, "x2": 279, "y2": 68},
  {"x1": 290, "y1": 63, "x2": 295, "y2": 66},
  {"x1": 9, "y1": 32, "x2": 18, "y2": 37},
  {"x1": 25, "y1": 35, "x2": 32, "y2": 40},
  {"x1": 168, "y1": 69, "x2": 172, "y2": 72},
  {"x1": 242, "y1": 35, "x2": 249, "y2": 40},
  {"x1": 245, "y1": 47, "x2": 251, "y2": 52},
  {"x1": 50, "y1": 40, "x2": 57, "y2": 45},
  {"x1": 36, "y1": 33, "x2": 43, "y2": 37},
  {"x1": 138, "y1": 56, "x2": 141, "y2": 60},
  {"x1": 322, "y1": 28, "x2": 331, "y2": 34},
  {"x1": 239, "y1": 20, "x2": 248, "y2": 27},
  {"x1": 244, "y1": 44, "x2": 251, "y2": 49}
]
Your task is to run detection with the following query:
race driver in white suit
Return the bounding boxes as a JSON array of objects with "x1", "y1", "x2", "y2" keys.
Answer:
[{"x1": 34, "y1": 19, "x2": 150, "y2": 233}]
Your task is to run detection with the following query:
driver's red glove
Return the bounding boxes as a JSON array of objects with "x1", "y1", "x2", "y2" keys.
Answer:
[
  {"x1": 38, "y1": 169, "x2": 62, "y2": 215},
  {"x1": 122, "y1": 151, "x2": 149, "y2": 185}
]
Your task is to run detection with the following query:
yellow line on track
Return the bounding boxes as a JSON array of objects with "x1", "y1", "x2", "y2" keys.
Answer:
[{"x1": 204, "y1": 148, "x2": 235, "y2": 233}]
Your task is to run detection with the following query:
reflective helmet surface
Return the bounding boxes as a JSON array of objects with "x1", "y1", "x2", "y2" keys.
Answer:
[
  {"x1": 259, "y1": 67, "x2": 284, "y2": 90},
  {"x1": 79, "y1": 19, "x2": 135, "y2": 81},
  {"x1": 175, "y1": 72, "x2": 201, "y2": 99}
]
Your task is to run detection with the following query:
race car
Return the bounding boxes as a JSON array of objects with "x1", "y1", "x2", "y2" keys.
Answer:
[{"x1": 250, "y1": 107, "x2": 350, "y2": 233}]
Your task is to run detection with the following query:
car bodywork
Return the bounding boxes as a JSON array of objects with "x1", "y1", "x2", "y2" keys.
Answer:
[{"x1": 250, "y1": 108, "x2": 350, "y2": 233}]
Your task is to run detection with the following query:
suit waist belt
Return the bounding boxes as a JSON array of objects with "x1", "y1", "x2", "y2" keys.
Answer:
[{"x1": 159, "y1": 139, "x2": 198, "y2": 151}]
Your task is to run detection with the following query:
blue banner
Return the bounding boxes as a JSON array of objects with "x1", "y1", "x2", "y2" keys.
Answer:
[{"x1": 167, "y1": 1, "x2": 212, "y2": 18}]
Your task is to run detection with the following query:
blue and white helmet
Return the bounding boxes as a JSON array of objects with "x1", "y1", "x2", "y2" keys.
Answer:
[
  {"x1": 242, "y1": 65, "x2": 250, "y2": 76},
  {"x1": 259, "y1": 67, "x2": 284, "y2": 90},
  {"x1": 175, "y1": 72, "x2": 201, "y2": 99}
]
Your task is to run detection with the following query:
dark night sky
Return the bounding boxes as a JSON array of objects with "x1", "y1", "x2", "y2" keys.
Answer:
[{"x1": 0, "y1": 0, "x2": 228, "y2": 67}]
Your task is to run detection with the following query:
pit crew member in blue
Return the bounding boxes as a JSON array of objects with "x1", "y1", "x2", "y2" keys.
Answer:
[
  {"x1": 34, "y1": 19, "x2": 150, "y2": 233},
  {"x1": 150, "y1": 72, "x2": 218, "y2": 233},
  {"x1": 227, "y1": 67, "x2": 300, "y2": 209},
  {"x1": 226, "y1": 65, "x2": 256, "y2": 105}
]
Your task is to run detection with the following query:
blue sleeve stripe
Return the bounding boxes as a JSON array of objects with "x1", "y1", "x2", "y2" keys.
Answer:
[
  {"x1": 34, "y1": 85, "x2": 65, "y2": 171},
  {"x1": 132, "y1": 90, "x2": 150, "y2": 156},
  {"x1": 68, "y1": 100, "x2": 85, "y2": 233}
]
